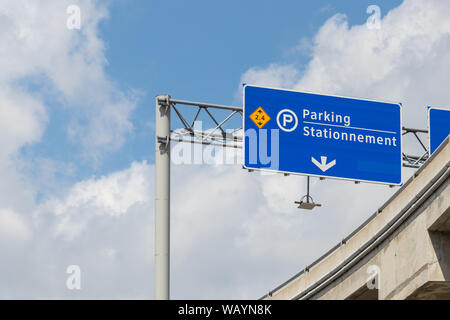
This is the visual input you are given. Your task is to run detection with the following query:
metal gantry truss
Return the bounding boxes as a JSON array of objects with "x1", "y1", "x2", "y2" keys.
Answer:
[
  {"x1": 168, "y1": 98, "x2": 243, "y2": 149},
  {"x1": 167, "y1": 98, "x2": 430, "y2": 168},
  {"x1": 402, "y1": 127, "x2": 429, "y2": 168}
]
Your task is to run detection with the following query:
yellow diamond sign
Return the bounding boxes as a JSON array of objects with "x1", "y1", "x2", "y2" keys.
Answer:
[{"x1": 249, "y1": 106, "x2": 271, "y2": 129}]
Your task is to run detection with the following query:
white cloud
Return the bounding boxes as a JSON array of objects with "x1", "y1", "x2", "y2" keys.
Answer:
[
  {"x1": 0, "y1": 161, "x2": 155, "y2": 299},
  {"x1": 0, "y1": 0, "x2": 140, "y2": 228},
  {"x1": 0, "y1": 208, "x2": 31, "y2": 243},
  {"x1": 241, "y1": 64, "x2": 299, "y2": 91},
  {"x1": 0, "y1": 0, "x2": 142, "y2": 298},
  {"x1": 0, "y1": 87, "x2": 47, "y2": 160},
  {"x1": 36, "y1": 161, "x2": 152, "y2": 241},
  {"x1": 0, "y1": 156, "x2": 394, "y2": 299},
  {"x1": 0, "y1": 0, "x2": 137, "y2": 159},
  {"x1": 2, "y1": 0, "x2": 450, "y2": 300},
  {"x1": 169, "y1": 161, "x2": 395, "y2": 299},
  {"x1": 241, "y1": 0, "x2": 450, "y2": 130}
]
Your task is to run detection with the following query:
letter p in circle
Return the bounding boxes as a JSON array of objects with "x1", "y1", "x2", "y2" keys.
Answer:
[{"x1": 277, "y1": 109, "x2": 298, "y2": 132}]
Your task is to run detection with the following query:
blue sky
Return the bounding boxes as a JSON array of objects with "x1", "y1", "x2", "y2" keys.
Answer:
[
  {"x1": 7, "y1": 0, "x2": 450, "y2": 299},
  {"x1": 20, "y1": 0, "x2": 403, "y2": 185}
]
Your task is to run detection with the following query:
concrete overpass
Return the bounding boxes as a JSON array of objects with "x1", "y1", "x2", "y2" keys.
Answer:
[{"x1": 262, "y1": 137, "x2": 450, "y2": 300}]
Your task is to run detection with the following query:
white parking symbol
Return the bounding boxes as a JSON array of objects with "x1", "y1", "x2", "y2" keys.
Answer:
[{"x1": 277, "y1": 109, "x2": 298, "y2": 132}]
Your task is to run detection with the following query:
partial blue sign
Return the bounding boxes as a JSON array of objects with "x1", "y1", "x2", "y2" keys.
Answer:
[
  {"x1": 243, "y1": 85, "x2": 402, "y2": 185},
  {"x1": 428, "y1": 107, "x2": 450, "y2": 155}
]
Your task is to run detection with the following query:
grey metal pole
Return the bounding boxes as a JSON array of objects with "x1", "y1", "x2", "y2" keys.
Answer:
[
  {"x1": 307, "y1": 176, "x2": 310, "y2": 201},
  {"x1": 155, "y1": 95, "x2": 170, "y2": 300}
]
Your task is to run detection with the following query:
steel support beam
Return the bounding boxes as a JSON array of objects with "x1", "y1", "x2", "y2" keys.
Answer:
[
  {"x1": 170, "y1": 98, "x2": 242, "y2": 111},
  {"x1": 155, "y1": 95, "x2": 171, "y2": 300}
]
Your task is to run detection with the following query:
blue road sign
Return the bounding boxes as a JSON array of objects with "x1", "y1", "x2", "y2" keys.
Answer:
[
  {"x1": 243, "y1": 85, "x2": 402, "y2": 185},
  {"x1": 428, "y1": 107, "x2": 450, "y2": 155}
]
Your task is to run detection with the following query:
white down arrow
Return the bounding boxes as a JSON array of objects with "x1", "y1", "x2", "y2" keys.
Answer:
[{"x1": 312, "y1": 156, "x2": 336, "y2": 172}]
